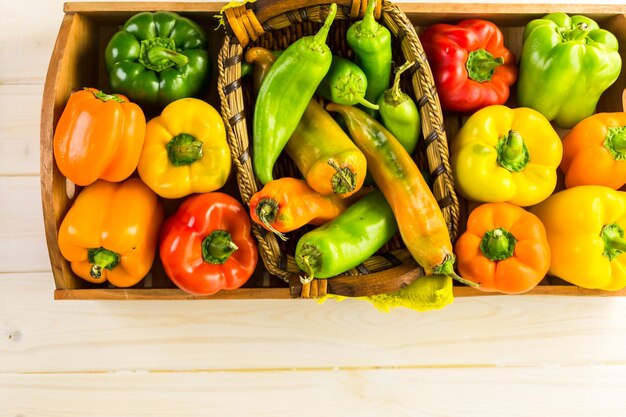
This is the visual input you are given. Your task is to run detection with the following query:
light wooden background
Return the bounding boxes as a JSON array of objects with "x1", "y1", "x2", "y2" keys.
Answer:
[{"x1": 3, "y1": 0, "x2": 626, "y2": 416}]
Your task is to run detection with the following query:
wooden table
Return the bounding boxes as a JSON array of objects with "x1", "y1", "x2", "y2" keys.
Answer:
[{"x1": 2, "y1": 0, "x2": 626, "y2": 415}]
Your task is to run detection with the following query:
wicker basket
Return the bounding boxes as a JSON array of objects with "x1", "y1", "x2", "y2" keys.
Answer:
[{"x1": 218, "y1": 0, "x2": 459, "y2": 298}]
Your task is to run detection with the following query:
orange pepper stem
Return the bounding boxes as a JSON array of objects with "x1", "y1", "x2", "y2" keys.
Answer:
[
  {"x1": 604, "y1": 126, "x2": 626, "y2": 160},
  {"x1": 496, "y1": 130, "x2": 530, "y2": 172},
  {"x1": 166, "y1": 133, "x2": 204, "y2": 167},
  {"x1": 480, "y1": 227, "x2": 517, "y2": 261},
  {"x1": 88, "y1": 88, "x2": 125, "y2": 103},
  {"x1": 201, "y1": 230, "x2": 238, "y2": 265},
  {"x1": 466, "y1": 48, "x2": 504, "y2": 83},
  {"x1": 563, "y1": 22, "x2": 590, "y2": 42},
  {"x1": 601, "y1": 223, "x2": 626, "y2": 261},
  {"x1": 87, "y1": 247, "x2": 120, "y2": 279},
  {"x1": 139, "y1": 37, "x2": 189, "y2": 71},
  {"x1": 433, "y1": 254, "x2": 480, "y2": 288},
  {"x1": 256, "y1": 198, "x2": 288, "y2": 241},
  {"x1": 328, "y1": 159, "x2": 357, "y2": 195}
]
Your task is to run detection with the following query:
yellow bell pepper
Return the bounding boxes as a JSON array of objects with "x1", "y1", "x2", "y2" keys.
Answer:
[
  {"x1": 138, "y1": 98, "x2": 231, "y2": 199},
  {"x1": 451, "y1": 105, "x2": 562, "y2": 206},
  {"x1": 531, "y1": 185, "x2": 626, "y2": 291},
  {"x1": 57, "y1": 178, "x2": 164, "y2": 287}
]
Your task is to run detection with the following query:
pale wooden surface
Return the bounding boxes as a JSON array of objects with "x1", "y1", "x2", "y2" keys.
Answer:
[{"x1": 3, "y1": 0, "x2": 626, "y2": 415}]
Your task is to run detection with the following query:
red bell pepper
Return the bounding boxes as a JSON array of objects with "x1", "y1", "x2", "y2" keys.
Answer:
[
  {"x1": 159, "y1": 192, "x2": 258, "y2": 295},
  {"x1": 420, "y1": 19, "x2": 517, "y2": 113}
]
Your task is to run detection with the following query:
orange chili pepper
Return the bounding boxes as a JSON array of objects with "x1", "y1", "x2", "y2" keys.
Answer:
[
  {"x1": 455, "y1": 202, "x2": 551, "y2": 294},
  {"x1": 57, "y1": 178, "x2": 164, "y2": 287},
  {"x1": 560, "y1": 112, "x2": 626, "y2": 189},
  {"x1": 53, "y1": 87, "x2": 146, "y2": 186},
  {"x1": 249, "y1": 177, "x2": 349, "y2": 240}
]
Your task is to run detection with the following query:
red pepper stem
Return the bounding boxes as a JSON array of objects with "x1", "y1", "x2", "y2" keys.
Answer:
[
  {"x1": 312, "y1": 3, "x2": 337, "y2": 48},
  {"x1": 466, "y1": 49, "x2": 504, "y2": 83},
  {"x1": 328, "y1": 158, "x2": 357, "y2": 194},
  {"x1": 433, "y1": 254, "x2": 480, "y2": 288},
  {"x1": 257, "y1": 199, "x2": 288, "y2": 241},
  {"x1": 360, "y1": 0, "x2": 379, "y2": 35},
  {"x1": 87, "y1": 247, "x2": 120, "y2": 279},
  {"x1": 201, "y1": 230, "x2": 238, "y2": 265},
  {"x1": 604, "y1": 126, "x2": 626, "y2": 160},
  {"x1": 601, "y1": 223, "x2": 626, "y2": 261}
]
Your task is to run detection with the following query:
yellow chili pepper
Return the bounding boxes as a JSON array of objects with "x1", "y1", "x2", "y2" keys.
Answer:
[
  {"x1": 57, "y1": 178, "x2": 164, "y2": 287},
  {"x1": 138, "y1": 98, "x2": 231, "y2": 199},
  {"x1": 451, "y1": 105, "x2": 562, "y2": 207},
  {"x1": 531, "y1": 185, "x2": 626, "y2": 291}
]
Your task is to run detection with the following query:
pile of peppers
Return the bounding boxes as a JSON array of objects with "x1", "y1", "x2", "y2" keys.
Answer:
[{"x1": 52, "y1": 4, "x2": 626, "y2": 304}]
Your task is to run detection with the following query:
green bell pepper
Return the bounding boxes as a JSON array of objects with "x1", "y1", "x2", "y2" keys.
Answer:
[
  {"x1": 105, "y1": 11, "x2": 210, "y2": 108},
  {"x1": 518, "y1": 12, "x2": 622, "y2": 129}
]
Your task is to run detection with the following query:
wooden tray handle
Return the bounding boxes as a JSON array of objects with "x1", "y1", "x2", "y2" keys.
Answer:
[
  {"x1": 289, "y1": 260, "x2": 425, "y2": 298},
  {"x1": 224, "y1": 0, "x2": 382, "y2": 47}
]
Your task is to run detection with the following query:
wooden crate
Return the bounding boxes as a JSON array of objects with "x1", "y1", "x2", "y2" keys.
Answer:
[{"x1": 42, "y1": 2, "x2": 626, "y2": 300}]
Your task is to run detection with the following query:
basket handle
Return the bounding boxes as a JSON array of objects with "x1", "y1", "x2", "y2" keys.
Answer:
[
  {"x1": 289, "y1": 260, "x2": 425, "y2": 298},
  {"x1": 224, "y1": 0, "x2": 382, "y2": 47}
]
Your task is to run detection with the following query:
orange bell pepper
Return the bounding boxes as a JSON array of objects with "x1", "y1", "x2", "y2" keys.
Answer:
[
  {"x1": 57, "y1": 178, "x2": 164, "y2": 287},
  {"x1": 455, "y1": 202, "x2": 551, "y2": 294},
  {"x1": 560, "y1": 112, "x2": 626, "y2": 189},
  {"x1": 53, "y1": 88, "x2": 146, "y2": 186}
]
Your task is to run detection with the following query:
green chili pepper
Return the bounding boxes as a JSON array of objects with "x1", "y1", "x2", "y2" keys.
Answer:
[
  {"x1": 253, "y1": 4, "x2": 338, "y2": 185},
  {"x1": 104, "y1": 11, "x2": 210, "y2": 109},
  {"x1": 346, "y1": 0, "x2": 392, "y2": 111},
  {"x1": 317, "y1": 55, "x2": 379, "y2": 110},
  {"x1": 295, "y1": 189, "x2": 398, "y2": 280},
  {"x1": 378, "y1": 61, "x2": 420, "y2": 154}
]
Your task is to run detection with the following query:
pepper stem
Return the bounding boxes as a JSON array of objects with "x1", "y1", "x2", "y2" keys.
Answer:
[
  {"x1": 496, "y1": 130, "x2": 530, "y2": 172},
  {"x1": 87, "y1": 247, "x2": 120, "y2": 279},
  {"x1": 480, "y1": 228, "x2": 517, "y2": 261},
  {"x1": 360, "y1": 0, "x2": 379, "y2": 35},
  {"x1": 89, "y1": 88, "x2": 125, "y2": 103},
  {"x1": 166, "y1": 133, "x2": 204, "y2": 167},
  {"x1": 328, "y1": 159, "x2": 357, "y2": 195},
  {"x1": 564, "y1": 22, "x2": 590, "y2": 42},
  {"x1": 604, "y1": 126, "x2": 626, "y2": 161},
  {"x1": 138, "y1": 37, "x2": 189, "y2": 72},
  {"x1": 383, "y1": 60, "x2": 414, "y2": 107},
  {"x1": 466, "y1": 49, "x2": 504, "y2": 83},
  {"x1": 312, "y1": 3, "x2": 337, "y2": 48},
  {"x1": 201, "y1": 230, "x2": 238, "y2": 264},
  {"x1": 297, "y1": 243, "x2": 322, "y2": 284},
  {"x1": 256, "y1": 198, "x2": 288, "y2": 241},
  {"x1": 356, "y1": 95, "x2": 380, "y2": 110},
  {"x1": 299, "y1": 256, "x2": 315, "y2": 284},
  {"x1": 601, "y1": 223, "x2": 626, "y2": 261},
  {"x1": 433, "y1": 254, "x2": 480, "y2": 288}
]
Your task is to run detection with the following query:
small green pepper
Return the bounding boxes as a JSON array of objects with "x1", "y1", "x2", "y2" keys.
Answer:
[
  {"x1": 317, "y1": 55, "x2": 379, "y2": 110},
  {"x1": 346, "y1": 0, "x2": 392, "y2": 110},
  {"x1": 378, "y1": 61, "x2": 420, "y2": 154},
  {"x1": 253, "y1": 4, "x2": 338, "y2": 185},
  {"x1": 105, "y1": 11, "x2": 210, "y2": 109},
  {"x1": 295, "y1": 189, "x2": 398, "y2": 280}
]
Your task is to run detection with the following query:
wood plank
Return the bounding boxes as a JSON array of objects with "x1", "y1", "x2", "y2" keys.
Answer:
[
  {"x1": 0, "y1": 85, "x2": 43, "y2": 175},
  {"x1": 2, "y1": 367, "x2": 626, "y2": 417},
  {"x1": 4, "y1": 272, "x2": 626, "y2": 373}
]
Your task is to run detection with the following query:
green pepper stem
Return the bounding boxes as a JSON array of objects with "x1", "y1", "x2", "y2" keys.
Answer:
[
  {"x1": 496, "y1": 130, "x2": 530, "y2": 172},
  {"x1": 299, "y1": 256, "x2": 315, "y2": 284},
  {"x1": 480, "y1": 228, "x2": 517, "y2": 261},
  {"x1": 356, "y1": 95, "x2": 380, "y2": 110},
  {"x1": 601, "y1": 223, "x2": 626, "y2": 261},
  {"x1": 89, "y1": 88, "x2": 125, "y2": 103},
  {"x1": 257, "y1": 198, "x2": 288, "y2": 241},
  {"x1": 87, "y1": 247, "x2": 120, "y2": 279},
  {"x1": 148, "y1": 46, "x2": 189, "y2": 67},
  {"x1": 201, "y1": 230, "x2": 238, "y2": 265},
  {"x1": 383, "y1": 60, "x2": 413, "y2": 106},
  {"x1": 312, "y1": 3, "x2": 337, "y2": 48},
  {"x1": 360, "y1": 0, "x2": 379, "y2": 35},
  {"x1": 466, "y1": 49, "x2": 504, "y2": 83},
  {"x1": 564, "y1": 22, "x2": 590, "y2": 42},
  {"x1": 604, "y1": 126, "x2": 626, "y2": 160},
  {"x1": 328, "y1": 159, "x2": 357, "y2": 195},
  {"x1": 433, "y1": 254, "x2": 480, "y2": 288},
  {"x1": 166, "y1": 133, "x2": 204, "y2": 167}
]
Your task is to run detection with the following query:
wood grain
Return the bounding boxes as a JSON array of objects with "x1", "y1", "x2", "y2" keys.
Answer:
[
  {"x1": 4, "y1": 272, "x2": 626, "y2": 374},
  {"x1": 2, "y1": 366, "x2": 626, "y2": 417}
]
